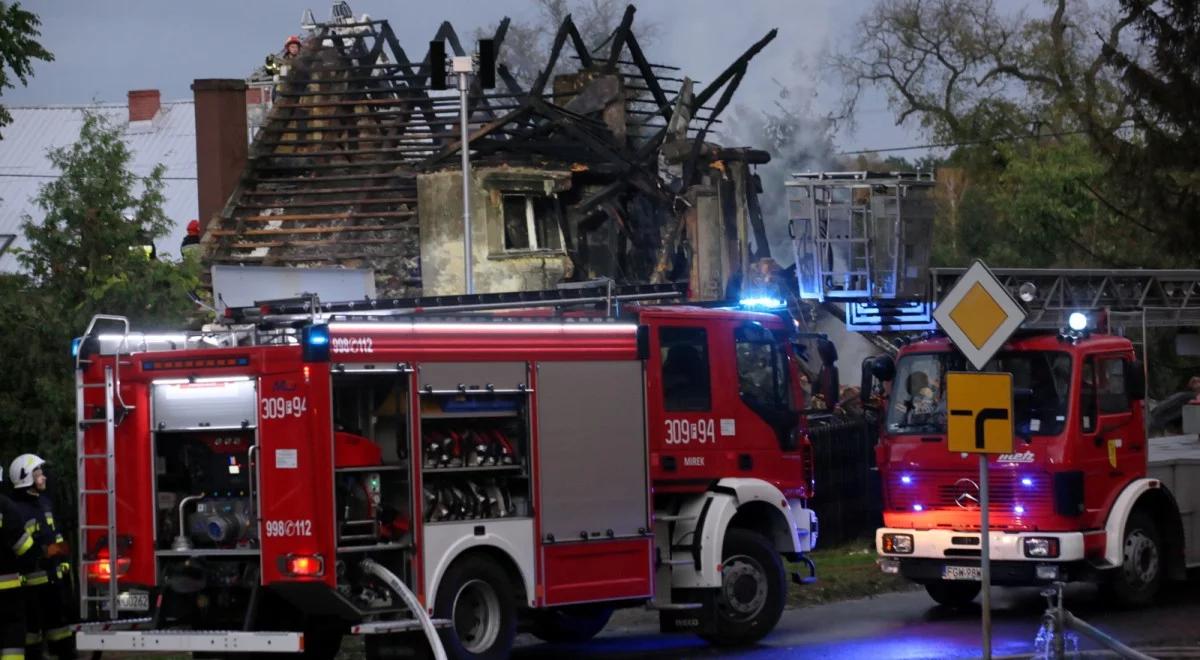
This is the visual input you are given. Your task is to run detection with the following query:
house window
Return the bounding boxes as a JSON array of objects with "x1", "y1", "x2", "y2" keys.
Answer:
[{"x1": 501, "y1": 194, "x2": 563, "y2": 252}]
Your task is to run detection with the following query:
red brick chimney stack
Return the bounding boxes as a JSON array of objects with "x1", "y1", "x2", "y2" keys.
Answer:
[
  {"x1": 192, "y1": 79, "x2": 249, "y2": 234},
  {"x1": 128, "y1": 89, "x2": 161, "y2": 122}
]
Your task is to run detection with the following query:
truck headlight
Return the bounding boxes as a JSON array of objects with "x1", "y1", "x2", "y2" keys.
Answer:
[
  {"x1": 882, "y1": 533, "x2": 913, "y2": 554},
  {"x1": 1023, "y1": 537, "x2": 1060, "y2": 558}
]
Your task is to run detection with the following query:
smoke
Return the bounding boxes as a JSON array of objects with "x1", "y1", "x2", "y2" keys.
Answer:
[{"x1": 718, "y1": 49, "x2": 836, "y2": 267}]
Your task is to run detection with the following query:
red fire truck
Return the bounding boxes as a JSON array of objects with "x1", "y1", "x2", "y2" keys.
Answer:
[
  {"x1": 71, "y1": 285, "x2": 818, "y2": 658},
  {"x1": 869, "y1": 270, "x2": 1200, "y2": 608}
]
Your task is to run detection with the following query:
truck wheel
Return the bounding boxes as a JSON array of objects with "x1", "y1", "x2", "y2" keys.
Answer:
[
  {"x1": 700, "y1": 528, "x2": 786, "y2": 646},
  {"x1": 924, "y1": 580, "x2": 981, "y2": 607},
  {"x1": 434, "y1": 556, "x2": 517, "y2": 660},
  {"x1": 1110, "y1": 511, "x2": 1162, "y2": 607},
  {"x1": 530, "y1": 605, "x2": 614, "y2": 643}
]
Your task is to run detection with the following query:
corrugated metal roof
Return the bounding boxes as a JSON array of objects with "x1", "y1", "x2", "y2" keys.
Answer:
[{"x1": 0, "y1": 100, "x2": 197, "y2": 271}]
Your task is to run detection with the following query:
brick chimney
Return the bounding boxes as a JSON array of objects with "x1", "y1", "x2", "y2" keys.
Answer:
[
  {"x1": 192, "y1": 79, "x2": 248, "y2": 234},
  {"x1": 128, "y1": 89, "x2": 161, "y2": 122}
]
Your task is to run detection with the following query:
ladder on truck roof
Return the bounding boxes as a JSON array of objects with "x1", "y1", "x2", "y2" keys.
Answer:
[
  {"x1": 227, "y1": 281, "x2": 687, "y2": 326},
  {"x1": 931, "y1": 268, "x2": 1200, "y2": 330},
  {"x1": 74, "y1": 315, "x2": 133, "y2": 620}
]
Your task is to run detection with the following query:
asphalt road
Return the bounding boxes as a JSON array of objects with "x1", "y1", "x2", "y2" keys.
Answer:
[{"x1": 513, "y1": 583, "x2": 1200, "y2": 659}]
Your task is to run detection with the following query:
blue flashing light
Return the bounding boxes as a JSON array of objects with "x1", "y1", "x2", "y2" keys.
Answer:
[
  {"x1": 1013, "y1": 505, "x2": 1025, "y2": 515},
  {"x1": 71, "y1": 337, "x2": 82, "y2": 357},
  {"x1": 301, "y1": 324, "x2": 331, "y2": 362},
  {"x1": 1021, "y1": 477, "x2": 1034, "y2": 487},
  {"x1": 900, "y1": 474, "x2": 913, "y2": 485},
  {"x1": 739, "y1": 296, "x2": 787, "y2": 310},
  {"x1": 307, "y1": 330, "x2": 329, "y2": 346},
  {"x1": 912, "y1": 504, "x2": 924, "y2": 512}
]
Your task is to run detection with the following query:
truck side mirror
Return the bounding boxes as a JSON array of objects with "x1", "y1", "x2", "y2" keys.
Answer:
[
  {"x1": 1126, "y1": 360, "x2": 1146, "y2": 401},
  {"x1": 860, "y1": 355, "x2": 895, "y2": 404},
  {"x1": 860, "y1": 358, "x2": 875, "y2": 404}
]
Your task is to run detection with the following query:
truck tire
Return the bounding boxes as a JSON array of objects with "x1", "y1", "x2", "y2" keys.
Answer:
[
  {"x1": 924, "y1": 580, "x2": 981, "y2": 607},
  {"x1": 530, "y1": 605, "x2": 614, "y2": 643},
  {"x1": 434, "y1": 555, "x2": 517, "y2": 660},
  {"x1": 700, "y1": 528, "x2": 787, "y2": 646},
  {"x1": 1109, "y1": 510, "x2": 1162, "y2": 607}
]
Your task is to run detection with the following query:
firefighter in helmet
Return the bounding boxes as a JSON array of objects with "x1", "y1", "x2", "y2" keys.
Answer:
[
  {"x1": 283, "y1": 35, "x2": 302, "y2": 59},
  {"x1": 1, "y1": 464, "x2": 34, "y2": 660},
  {"x1": 9, "y1": 455, "x2": 74, "y2": 659}
]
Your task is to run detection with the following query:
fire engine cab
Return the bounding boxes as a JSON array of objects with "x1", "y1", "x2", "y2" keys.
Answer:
[
  {"x1": 869, "y1": 269, "x2": 1200, "y2": 608},
  {"x1": 71, "y1": 285, "x2": 817, "y2": 658}
]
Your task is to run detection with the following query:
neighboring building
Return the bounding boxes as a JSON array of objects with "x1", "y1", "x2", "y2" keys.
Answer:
[
  {"x1": 0, "y1": 91, "x2": 197, "y2": 271},
  {"x1": 0, "y1": 85, "x2": 275, "y2": 273}
]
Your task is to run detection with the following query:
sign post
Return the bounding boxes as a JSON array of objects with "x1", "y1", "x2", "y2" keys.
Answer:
[
  {"x1": 933, "y1": 260, "x2": 1026, "y2": 660},
  {"x1": 946, "y1": 371, "x2": 1013, "y2": 659}
]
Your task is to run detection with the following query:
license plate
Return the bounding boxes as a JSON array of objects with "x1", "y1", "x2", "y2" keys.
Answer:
[
  {"x1": 941, "y1": 565, "x2": 981, "y2": 581},
  {"x1": 117, "y1": 590, "x2": 150, "y2": 611}
]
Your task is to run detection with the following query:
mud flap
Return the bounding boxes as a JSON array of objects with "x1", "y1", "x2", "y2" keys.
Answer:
[{"x1": 657, "y1": 590, "x2": 717, "y2": 634}]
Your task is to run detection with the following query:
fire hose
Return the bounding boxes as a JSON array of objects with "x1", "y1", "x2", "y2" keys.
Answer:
[{"x1": 359, "y1": 558, "x2": 448, "y2": 660}]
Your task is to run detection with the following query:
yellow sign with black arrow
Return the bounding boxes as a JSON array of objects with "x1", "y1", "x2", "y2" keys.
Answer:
[{"x1": 946, "y1": 371, "x2": 1014, "y2": 455}]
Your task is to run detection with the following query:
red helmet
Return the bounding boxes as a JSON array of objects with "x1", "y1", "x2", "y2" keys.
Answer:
[
  {"x1": 285, "y1": 35, "x2": 302, "y2": 48},
  {"x1": 186, "y1": 219, "x2": 200, "y2": 236}
]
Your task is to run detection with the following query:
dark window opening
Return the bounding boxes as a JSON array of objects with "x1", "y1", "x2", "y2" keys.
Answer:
[
  {"x1": 502, "y1": 194, "x2": 562, "y2": 252},
  {"x1": 660, "y1": 326, "x2": 711, "y2": 411}
]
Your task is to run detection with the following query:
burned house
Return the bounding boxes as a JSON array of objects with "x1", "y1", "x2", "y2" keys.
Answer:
[{"x1": 200, "y1": 6, "x2": 779, "y2": 301}]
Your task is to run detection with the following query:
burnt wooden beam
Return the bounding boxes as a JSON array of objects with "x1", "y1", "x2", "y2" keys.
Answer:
[
  {"x1": 606, "y1": 5, "x2": 637, "y2": 70},
  {"x1": 625, "y1": 32, "x2": 672, "y2": 122},
  {"x1": 531, "y1": 16, "x2": 573, "y2": 99},
  {"x1": 566, "y1": 19, "x2": 593, "y2": 69},
  {"x1": 691, "y1": 29, "x2": 776, "y2": 112},
  {"x1": 421, "y1": 103, "x2": 534, "y2": 168}
]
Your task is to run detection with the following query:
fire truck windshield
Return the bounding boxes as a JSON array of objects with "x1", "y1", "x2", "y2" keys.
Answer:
[{"x1": 886, "y1": 351, "x2": 1072, "y2": 437}]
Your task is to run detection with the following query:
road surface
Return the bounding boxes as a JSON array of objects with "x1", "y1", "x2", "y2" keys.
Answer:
[{"x1": 514, "y1": 583, "x2": 1200, "y2": 659}]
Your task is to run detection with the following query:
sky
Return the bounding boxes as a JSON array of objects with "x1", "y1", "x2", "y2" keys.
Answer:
[{"x1": 6, "y1": 0, "x2": 951, "y2": 157}]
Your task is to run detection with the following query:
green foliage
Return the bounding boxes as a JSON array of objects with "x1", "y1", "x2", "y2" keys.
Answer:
[
  {"x1": 0, "y1": 1, "x2": 52, "y2": 135},
  {"x1": 1103, "y1": 0, "x2": 1200, "y2": 256},
  {"x1": 0, "y1": 113, "x2": 198, "y2": 512},
  {"x1": 838, "y1": 0, "x2": 1178, "y2": 270}
]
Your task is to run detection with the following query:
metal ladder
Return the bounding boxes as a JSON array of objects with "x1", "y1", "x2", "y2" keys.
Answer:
[{"x1": 75, "y1": 315, "x2": 131, "y2": 620}]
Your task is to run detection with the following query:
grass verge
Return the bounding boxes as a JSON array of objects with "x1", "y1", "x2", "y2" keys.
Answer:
[{"x1": 786, "y1": 539, "x2": 914, "y2": 607}]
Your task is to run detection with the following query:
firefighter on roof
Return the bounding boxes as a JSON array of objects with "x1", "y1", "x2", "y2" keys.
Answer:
[
  {"x1": 1, "y1": 463, "x2": 34, "y2": 660},
  {"x1": 9, "y1": 455, "x2": 74, "y2": 659}
]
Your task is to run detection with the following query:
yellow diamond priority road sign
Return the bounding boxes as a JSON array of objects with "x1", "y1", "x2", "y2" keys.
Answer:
[
  {"x1": 947, "y1": 372, "x2": 1014, "y2": 454},
  {"x1": 932, "y1": 260, "x2": 1026, "y2": 371}
]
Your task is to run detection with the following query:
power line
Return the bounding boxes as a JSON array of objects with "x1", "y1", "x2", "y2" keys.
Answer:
[{"x1": 837, "y1": 124, "x2": 1135, "y2": 156}]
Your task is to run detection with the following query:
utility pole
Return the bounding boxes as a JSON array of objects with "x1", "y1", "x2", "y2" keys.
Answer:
[
  {"x1": 452, "y1": 55, "x2": 475, "y2": 294},
  {"x1": 431, "y1": 39, "x2": 494, "y2": 296}
]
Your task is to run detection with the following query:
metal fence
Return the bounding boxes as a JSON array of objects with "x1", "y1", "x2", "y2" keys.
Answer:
[{"x1": 807, "y1": 415, "x2": 881, "y2": 546}]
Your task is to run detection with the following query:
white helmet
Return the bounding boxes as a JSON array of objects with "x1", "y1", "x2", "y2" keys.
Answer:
[{"x1": 9, "y1": 454, "x2": 45, "y2": 489}]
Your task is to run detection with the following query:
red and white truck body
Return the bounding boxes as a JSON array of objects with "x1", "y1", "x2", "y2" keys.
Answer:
[
  {"x1": 871, "y1": 329, "x2": 1200, "y2": 606},
  {"x1": 72, "y1": 299, "x2": 817, "y2": 657}
]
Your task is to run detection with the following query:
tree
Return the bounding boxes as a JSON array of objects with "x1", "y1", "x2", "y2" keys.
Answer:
[
  {"x1": 0, "y1": 1, "x2": 52, "y2": 136},
  {"x1": 0, "y1": 112, "x2": 198, "y2": 523},
  {"x1": 833, "y1": 0, "x2": 1153, "y2": 268},
  {"x1": 1103, "y1": 0, "x2": 1200, "y2": 256}
]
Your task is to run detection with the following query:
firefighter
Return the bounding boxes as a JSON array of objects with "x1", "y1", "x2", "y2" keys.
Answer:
[
  {"x1": 8, "y1": 455, "x2": 73, "y2": 659},
  {"x1": 283, "y1": 34, "x2": 302, "y2": 59},
  {"x1": 1, "y1": 465, "x2": 34, "y2": 660},
  {"x1": 180, "y1": 219, "x2": 201, "y2": 258}
]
